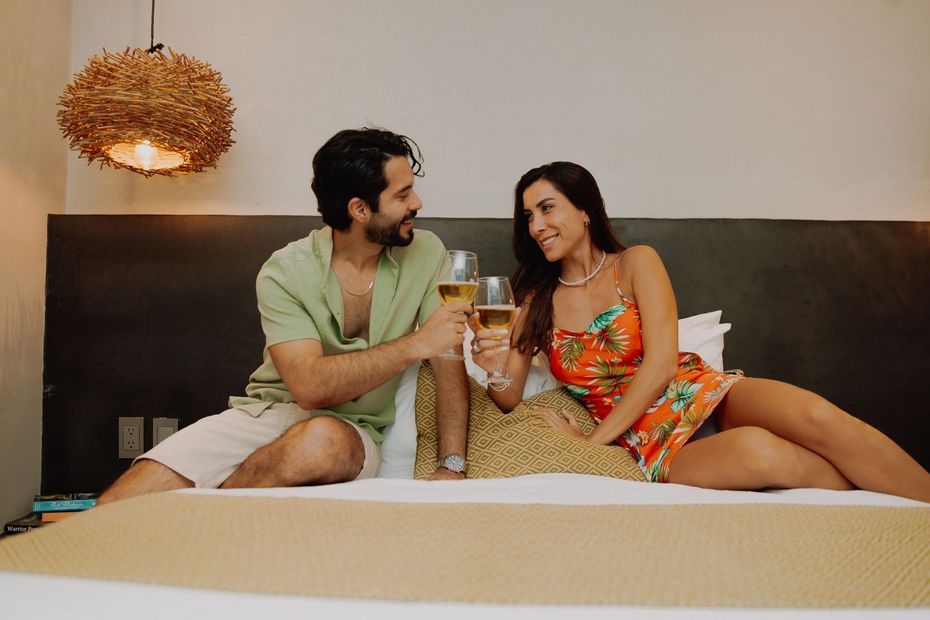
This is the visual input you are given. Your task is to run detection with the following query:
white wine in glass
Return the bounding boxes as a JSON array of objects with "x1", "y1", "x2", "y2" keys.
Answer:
[
  {"x1": 475, "y1": 276, "x2": 515, "y2": 390},
  {"x1": 437, "y1": 250, "x2": 478, "y2": 359},
  {"x1": 437, "y1": 281, "x2": 479, "y2": 305}
]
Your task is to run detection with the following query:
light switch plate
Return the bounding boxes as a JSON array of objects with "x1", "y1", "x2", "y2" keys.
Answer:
[{"x1": 152, "y1": 417, "x2": 179, "y2": 446}]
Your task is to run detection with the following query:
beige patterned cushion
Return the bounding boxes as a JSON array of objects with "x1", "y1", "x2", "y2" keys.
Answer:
[{"x1": 414, "y1": 362, "x2": 647, "y2": 481}]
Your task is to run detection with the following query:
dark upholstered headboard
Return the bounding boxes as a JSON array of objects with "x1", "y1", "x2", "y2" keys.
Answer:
[{"x1": 43, "y1": 215, "x2": 930, "y2": 491}]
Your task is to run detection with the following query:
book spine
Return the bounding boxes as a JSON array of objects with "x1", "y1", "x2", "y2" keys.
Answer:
[
  {"x1": 41, "y1": 511, "x2": 79, "y2": 523},
  {"x1": 4, "y1": 524, "x2": 39, "y2": 533},
  {"x1": 32, "y1": 499, "x2": 97, "y2": 512}
]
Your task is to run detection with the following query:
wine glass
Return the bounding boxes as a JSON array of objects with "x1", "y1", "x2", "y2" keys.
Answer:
[
  {"x1": 475, "y1": 276, "x2": 516, "y2": 390},
  {"x1": 437, "y1": 250, "x2": 479, "y2": 360}
]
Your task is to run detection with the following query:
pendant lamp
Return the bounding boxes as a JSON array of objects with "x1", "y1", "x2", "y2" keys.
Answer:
[{"x1": 57, "y1": 1, "x2": 235, "y2": 177}]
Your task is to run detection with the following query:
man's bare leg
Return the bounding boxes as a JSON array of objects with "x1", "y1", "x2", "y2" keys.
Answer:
[
  {"x1": 97, "y1": 459, "x2": 193, "y2": 506},
  {"x1": 97, "y1": 414, "x2": 365, "y2": 505},
  {"x1": 221, "y1": 415, "x2": 365, "y2": 488}
]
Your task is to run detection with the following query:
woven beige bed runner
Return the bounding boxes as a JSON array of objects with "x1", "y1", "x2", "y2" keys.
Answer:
[{"x1": 1, "y1": 493, "x2": 928, "y2": 607}]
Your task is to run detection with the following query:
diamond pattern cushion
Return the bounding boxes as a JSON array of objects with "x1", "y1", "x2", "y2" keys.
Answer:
[{"x1": 414, "y1": 362, "x2": 647, "y2": 481}]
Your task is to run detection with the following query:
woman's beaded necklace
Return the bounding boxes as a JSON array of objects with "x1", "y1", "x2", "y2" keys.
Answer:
[{"x1": 558, "y1": 251, "x2": 607, "y2": 287}]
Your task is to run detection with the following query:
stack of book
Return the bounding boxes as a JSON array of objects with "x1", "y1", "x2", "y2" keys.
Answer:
[
  {"x1": 2, "y1": 512, "x2": 42, "y2": 535},
  {"x1": 3, "y1": 493, "x2": 98, "y2": 536}
]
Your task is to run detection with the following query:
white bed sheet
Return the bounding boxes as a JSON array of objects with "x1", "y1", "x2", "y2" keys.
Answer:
[
  {"x1": 2, "y1": 475, "x2": 925, "y2": 620},
  {"x1": 184, "y1": 473, "x2": 926, "y2": 507}
]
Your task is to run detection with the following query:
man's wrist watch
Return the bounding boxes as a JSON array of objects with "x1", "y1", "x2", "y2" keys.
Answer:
[{"x1": 438, "y1": 453, "x2": 466, "y2": 474}]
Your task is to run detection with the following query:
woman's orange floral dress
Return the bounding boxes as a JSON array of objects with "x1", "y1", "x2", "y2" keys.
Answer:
[{"x1": 548, "y1": 264, "x2": 744, "y2": 482}]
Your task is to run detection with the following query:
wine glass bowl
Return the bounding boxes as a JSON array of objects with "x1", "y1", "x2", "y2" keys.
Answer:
[
  {"x1": 475, "y1": 276, "x2": 515, "y2": 390},
  {"x1": 437, "y1": 250, "x2": 478, "y2": 359}
]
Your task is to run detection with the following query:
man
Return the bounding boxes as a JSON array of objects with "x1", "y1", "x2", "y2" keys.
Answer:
[{"x1": 98, "y1": 128, "x2": 470, "y2": 504}]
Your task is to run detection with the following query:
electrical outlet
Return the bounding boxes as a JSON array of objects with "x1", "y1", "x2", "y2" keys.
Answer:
[
  {"x1": 152, "y1": 417, "x2": 178, "y2": 446},
  {"x1": 119, "y1": 416, "x2": 144, "y2": 459}
]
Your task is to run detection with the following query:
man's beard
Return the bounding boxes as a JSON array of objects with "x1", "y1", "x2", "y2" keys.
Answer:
[{"x1": 365, "y1": 212, "x2": 415, "y2": 247}]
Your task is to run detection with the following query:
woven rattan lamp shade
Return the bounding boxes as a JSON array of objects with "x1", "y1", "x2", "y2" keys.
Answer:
[{"x1": 58, "y1": 47, "x2": 235, "y2": 177}]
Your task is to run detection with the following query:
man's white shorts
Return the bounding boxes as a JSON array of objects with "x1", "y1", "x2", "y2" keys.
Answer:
[{"x1": 137, "y1": 403, "x2": 381, "y2": 488}]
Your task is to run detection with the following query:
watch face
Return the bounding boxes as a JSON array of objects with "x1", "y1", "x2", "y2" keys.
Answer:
[{"x1": 442, "y1": 454, "x2": 466, "y2": 473}]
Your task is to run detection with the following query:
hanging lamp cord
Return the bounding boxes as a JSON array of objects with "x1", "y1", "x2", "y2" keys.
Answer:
[{"x1": 146, "y1": 0, "x2": 164, "y2": 53}]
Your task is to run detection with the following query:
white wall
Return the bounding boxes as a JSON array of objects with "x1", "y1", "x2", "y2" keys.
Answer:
[
  {"x1": 66, "y1": 0, "x2": 930, "y2": 220},
  {"x1": 0, "y1": 0, "x2": 71, "y2": 523}
]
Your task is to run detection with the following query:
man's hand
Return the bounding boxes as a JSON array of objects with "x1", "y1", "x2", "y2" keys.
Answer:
[
  {"x1": 428, "y1": 467, "x2": 466, "y2": 481},
  {"x1": 412, "y1": 301, "x2": 471, "y2": 358}
]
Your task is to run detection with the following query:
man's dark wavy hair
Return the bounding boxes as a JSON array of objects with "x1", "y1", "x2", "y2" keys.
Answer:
[{"x1": 311, "y1": 128, "x2": 423, "y2": 230}]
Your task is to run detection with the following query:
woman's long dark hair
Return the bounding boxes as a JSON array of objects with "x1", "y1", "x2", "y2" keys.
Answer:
[{"x1": 511, "y1": 162, "x2": 625, "y2": 355}]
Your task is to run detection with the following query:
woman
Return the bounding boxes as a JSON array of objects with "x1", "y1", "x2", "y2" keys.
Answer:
[{"x1": 470, "y1": 161, "x2": 930, "y2": 502}]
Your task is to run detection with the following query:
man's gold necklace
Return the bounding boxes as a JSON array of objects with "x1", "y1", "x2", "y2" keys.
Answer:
[{"x1": 332, "y1": 267, "x2": 374, "y2": 296}]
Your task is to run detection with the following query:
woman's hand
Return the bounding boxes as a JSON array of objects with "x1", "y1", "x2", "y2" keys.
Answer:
[
  {"x1": 533, "y1": 407, "x2": 587, "y2": 441},
  {"x1": 466, "y1": 310, "x2": 518, "y2": 374}
]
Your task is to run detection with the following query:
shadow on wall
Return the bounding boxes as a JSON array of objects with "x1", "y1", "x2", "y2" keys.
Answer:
[
  {"x1": 0, "y1": 290, "x2": 44, "y2": 400},
  {"x1": 0, "y1": 166, "x2": 50, "y2": 393},
  {"x1": 0, "y1": 287, "x2": 44, "y2": 515}
]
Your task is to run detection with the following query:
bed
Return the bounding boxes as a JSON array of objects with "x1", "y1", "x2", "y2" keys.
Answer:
[
  {"x1": 3, "y1": 215, "x2": 928, "y2": 616},
  {"x1": 1, "y1": 476, "x2": 928, "y2": 618}
]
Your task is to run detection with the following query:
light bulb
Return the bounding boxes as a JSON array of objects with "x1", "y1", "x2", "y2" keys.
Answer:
[
  {"x1": 106, "y1": 140, "x2": 186, "y2": 172},
  {"x1": 134, "y1": 140, "x2": 156, "y2": 170}
]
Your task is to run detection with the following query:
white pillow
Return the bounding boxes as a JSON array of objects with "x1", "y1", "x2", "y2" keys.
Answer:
[
  {"x1": 677, "y1": 310, "x2": 730, "y2": 372},
  {"x1": 378, "y1": 311, "x2": 731, "y2": 479},
  {"x1": 378, "y1": 361, "x2": 420, "y2": 479},
  {"x1": 678, "y1": 309, "x2": 722, "y2": 334}
]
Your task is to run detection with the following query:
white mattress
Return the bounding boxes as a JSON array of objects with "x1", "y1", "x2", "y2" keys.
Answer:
[{"x1": 1, "y1": 474, "x2": 925, "y2": 619}]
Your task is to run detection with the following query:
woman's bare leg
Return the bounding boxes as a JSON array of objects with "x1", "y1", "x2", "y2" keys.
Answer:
[
  {"x1": 713, "y1": 378, "x2": 930, "y2": 502},
  {"x1": 668, "y1": 426, "x2": 853, "y2": 491}
]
